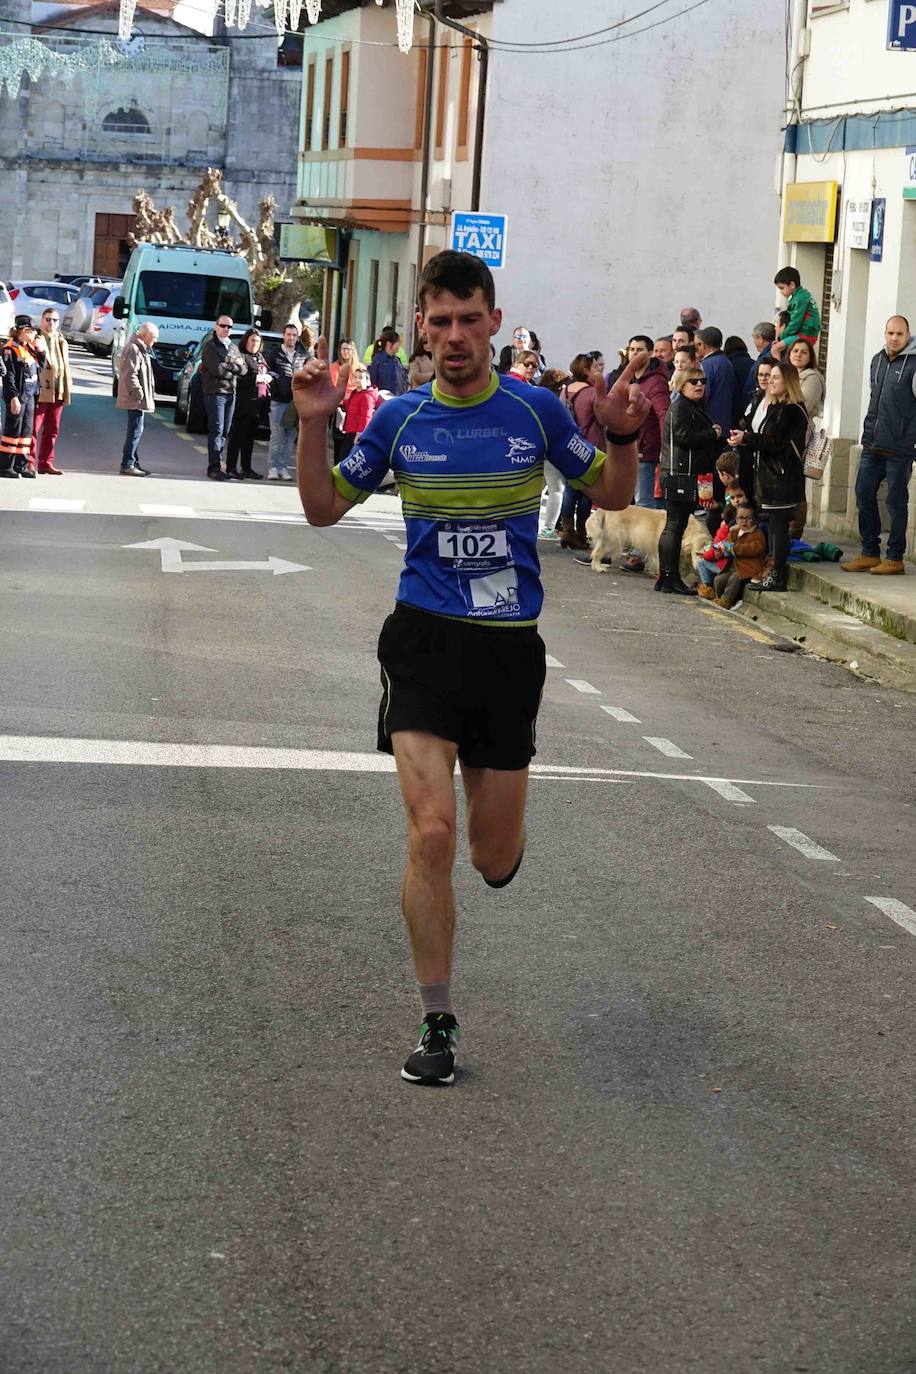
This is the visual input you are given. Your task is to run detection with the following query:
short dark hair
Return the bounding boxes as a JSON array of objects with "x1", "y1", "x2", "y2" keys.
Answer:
[
  {"x1": 774, "y1": 266, "x2": 801, "y2": 288},
  {"x1": 674, "y1": 343, "x2": 697, "y2": 362},
  {"x1": 418, "y1": 250, "x2": 496, "y2": 312},
  {"x1": 723, "y1": 335, "x2": 747, "y2": 356},
  {"x1": 629, "y1": 334, "x2": 654, "y2": 352},
  {"x1": 672, "y1": 324, "x2": 695, "y2": 341},
  {"x1": 753, "y1": 321, "x2": 776, "y2": 343},
  {"x1": 736, "y1": 496, "x2": 759, "y2": 516},
  {"x1": 777, "y1": 310, "x2": 790, "y2": 327},
  {"x1": 698, "y1": 326, "x2": 723, "y2": 349}
]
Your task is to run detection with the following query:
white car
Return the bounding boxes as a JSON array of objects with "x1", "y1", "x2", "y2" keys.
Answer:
[
  {"x1": 85, "y1": 287, "x2": 121, "y2": 356},
  {"x1": 0, "y1": 280, "x2": 14, "y2": 338},
  {"x1": 9, "y1": 280, "x2": 78, "y2": 326},
  {"x1": 62, "y1": 281, "x2": 119, "y2": 347}
]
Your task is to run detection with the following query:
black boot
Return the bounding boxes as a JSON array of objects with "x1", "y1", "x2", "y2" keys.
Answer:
[{"x1": 659, "y1": 572, "x2": 697, "y2": 596}]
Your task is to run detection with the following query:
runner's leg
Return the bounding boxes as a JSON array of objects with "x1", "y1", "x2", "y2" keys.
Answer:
[
  {"x1": 459, "y1": 763, "x2": 529, "y2": 885},
  {"x1": 391, "y1": 730, "x2": 459, "y2": 984}
]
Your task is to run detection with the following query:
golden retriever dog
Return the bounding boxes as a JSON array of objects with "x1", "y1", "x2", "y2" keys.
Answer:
[{"x1": 584, "y1": 506, "x2": 710, "y2": 581}]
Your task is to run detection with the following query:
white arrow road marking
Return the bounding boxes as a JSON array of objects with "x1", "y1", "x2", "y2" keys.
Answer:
[
  {"x1": 122, "y1": 537, "x2": 310, "y2": 575},
  {"x1": 768, "y1": 826, "x2": 839, "y2": 861},
  {"x1": 864, "y1": 897, "x2": 916, "y2": 938}
]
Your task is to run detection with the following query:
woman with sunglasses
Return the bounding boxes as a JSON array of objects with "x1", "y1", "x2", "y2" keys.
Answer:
[
  {"x1": 657, "y1": 369, "x2": 722, "y2": 594},
  {"x1": 507, "y1": 349, "x2": 541, "y2": 383}
]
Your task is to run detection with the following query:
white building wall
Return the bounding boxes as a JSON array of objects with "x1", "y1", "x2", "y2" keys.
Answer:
[{"x1": 480, "y1": 0, "x2": 787, "y2": 369}]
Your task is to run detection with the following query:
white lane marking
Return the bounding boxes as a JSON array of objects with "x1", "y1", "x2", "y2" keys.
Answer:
[
  {"x1": 643, "y1": 737, "x2": 693, "y2": 760},
  {"x1": 140, "y1": 504, "x2": 197, "y2": 518},
  {"x1": 600, "y1": 705, "x2": 641, "y2": 723},
  {"x1": 703, "y1": 779, "x2": 755, "y2": 804},
  {"x1": 544, "y1": 654, "x2": 565, "y2": 669},
  {"x1": 768, "y1": 826, "x2": 840, "y2": 861},
  {"x1": 864, "y1": 897, "x2": 916, "y2": 938},
  {"x1": 393, "y1": 542, "x2": 407, "y2": 550},
  {"x1": 566, "y1": 679, "x2": 601, "y2": 695},
  {"x1": 27, "y1": 498, "x2": 86, "y2": 512},
  {"x1": 0, "y1": 736, "x2": 830, "y2": 795}
]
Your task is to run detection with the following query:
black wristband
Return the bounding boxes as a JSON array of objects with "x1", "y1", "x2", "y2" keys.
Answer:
[{"x1": 604, "y1": 429, "x2": 641, "y2": 446}]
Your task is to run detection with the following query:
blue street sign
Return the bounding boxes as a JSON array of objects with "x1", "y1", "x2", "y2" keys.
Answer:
[
  {"x1": 451, "y1": 212, "x2": 508, "y2": 269},
  {"x1": 888, "y1": 0, "x2": 916, "y2": 49}
]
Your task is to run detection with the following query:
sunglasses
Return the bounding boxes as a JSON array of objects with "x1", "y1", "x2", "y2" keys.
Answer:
[
  {"x1": 216, "y1": 322, "x2": 232, "y2": 329},
  {"x1": 686, "y1": 377, "x2": 706, "y2": 386}
]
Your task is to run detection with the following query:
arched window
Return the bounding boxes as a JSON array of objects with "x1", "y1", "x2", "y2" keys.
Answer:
[{"x1": 102, "y1": 106, "x2": 151, "y2": 135}]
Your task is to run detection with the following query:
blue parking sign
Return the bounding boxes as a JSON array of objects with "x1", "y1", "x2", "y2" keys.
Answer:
[
  {"x1": 888, "y1": 0, "x2": 916, "y2": 49},
  {"x1": 451, "y1": 212, "x2": 508, "y2": 269}
]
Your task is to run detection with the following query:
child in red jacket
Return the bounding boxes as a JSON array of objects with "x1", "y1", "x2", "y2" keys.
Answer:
[{"x1": 337, "y1": 365, "x2": 381, "y2": 459}]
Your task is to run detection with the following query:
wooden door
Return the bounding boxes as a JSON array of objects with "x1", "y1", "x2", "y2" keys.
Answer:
[{"x1": 93, "y1": 213, "x2": 137, "y2": 276}]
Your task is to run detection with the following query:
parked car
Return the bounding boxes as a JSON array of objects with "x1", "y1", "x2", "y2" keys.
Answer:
[
  {"x1": 0, "y1": 280, "x2": 14, "y2": 338},
  {"x1": 9, "y1": 280, "x2": 78, "y2": 325},
  {"x1": 174, "y1": 327, "x2": 283, "y2": 433},
  {"x1": 55, "y1": 274, "x2": 112, "y2": 287},
  {"x1": 62, "y1": 281, "x2": 119, "y2": 347},
  {"x1": 84, "y1": 286, "x2": 122, "y2": 356}
]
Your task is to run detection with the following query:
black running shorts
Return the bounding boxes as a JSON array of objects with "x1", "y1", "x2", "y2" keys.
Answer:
[{"x1": 377, "y1": 603, "x2": 547, "y2": 770}]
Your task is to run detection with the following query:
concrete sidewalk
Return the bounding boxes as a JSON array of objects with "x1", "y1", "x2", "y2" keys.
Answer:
[{"x1": 738, "y1": 527, "x2": 916, "y2": 690}]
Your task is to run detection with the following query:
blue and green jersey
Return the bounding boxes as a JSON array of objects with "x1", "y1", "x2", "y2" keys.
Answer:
[{"x1": 331, "y1": 373, "x2": 607, "y2": 625}]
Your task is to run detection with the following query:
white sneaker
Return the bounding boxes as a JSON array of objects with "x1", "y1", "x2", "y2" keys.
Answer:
[
  {"x1": 279, "y1": 471, "x2": 296, "y2": 482},
  {"x1": 267, "y1": 468, "x2": 280, "y2": 480}
]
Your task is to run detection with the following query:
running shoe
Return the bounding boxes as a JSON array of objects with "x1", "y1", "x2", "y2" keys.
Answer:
[
  {"x1": 401, "y1": 1012, "x2": 459, "y2": 1085},
  {"x1": 538, "y1": 526, "x2": 559, "y2": 541}
]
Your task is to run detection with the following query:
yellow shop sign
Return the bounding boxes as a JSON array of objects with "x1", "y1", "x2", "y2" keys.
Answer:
[{"x1": 783, "y1": 181, "x2": 839, "y2": 243}]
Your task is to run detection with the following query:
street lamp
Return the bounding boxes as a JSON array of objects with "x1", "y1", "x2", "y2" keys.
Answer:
[{"x1": 217, "y1": 208, "x2": 231, "y2": 233}]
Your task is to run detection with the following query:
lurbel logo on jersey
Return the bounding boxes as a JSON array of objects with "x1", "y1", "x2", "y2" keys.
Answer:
[
  {"x1": 506, "y1": 436, "x2": 538, "y2": 463},
  {"x1": 346, "y1": 448, "x2": 371, "y2": 480},
  {"x1": 399, "y1": 444, "x2": 447, "y2": 463},
  {"x1": 433, "y1": 426, "x2": 508, "y2": 445},
  {"x1": 566, "y1": 432, "x2": 593, "y2": 464}
]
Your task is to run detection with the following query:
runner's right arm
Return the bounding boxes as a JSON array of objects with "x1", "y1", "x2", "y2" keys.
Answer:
[{"x1": 293, "y1": 339, "x2": 394, "y2": 526}]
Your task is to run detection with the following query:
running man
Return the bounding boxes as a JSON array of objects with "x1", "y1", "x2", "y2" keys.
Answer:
[{"x1": 293, "y1": 251, "x2": 649, "y2": 1085}]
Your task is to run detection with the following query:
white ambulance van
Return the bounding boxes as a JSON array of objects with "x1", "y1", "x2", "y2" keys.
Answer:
[{"x1": 111, "y1": 243, "x2": 257, "y2": 396}]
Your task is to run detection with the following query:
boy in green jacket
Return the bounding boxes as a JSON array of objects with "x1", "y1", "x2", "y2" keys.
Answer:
[{"x1": 772, "y1": 266, "x2": 821, "y2": 357}]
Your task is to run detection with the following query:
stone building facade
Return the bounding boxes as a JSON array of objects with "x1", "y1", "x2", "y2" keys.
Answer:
[{"x1": 0, "y1": 0, "x2": 301, "y2": 279}]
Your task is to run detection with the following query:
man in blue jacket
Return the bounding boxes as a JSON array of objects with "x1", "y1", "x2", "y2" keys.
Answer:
[
  {"x1": 695, "y1": 327, "x2": 735, "y2": 437},
  {"x1": 841, "y1": 315, "x2": 916, "y2": 577}
]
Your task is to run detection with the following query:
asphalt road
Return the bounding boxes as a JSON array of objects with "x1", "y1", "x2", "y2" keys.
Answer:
[{"x1": 1, "y1": 354, "x2": 915, "y2": 1374}]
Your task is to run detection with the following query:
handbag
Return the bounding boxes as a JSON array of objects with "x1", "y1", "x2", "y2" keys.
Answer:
[
  {"x1": 801, "y1": 427, "x2": 831, "y2": 481},
  {"x1": 662, "y1": 411, "x2": 698, "y2": 502}
]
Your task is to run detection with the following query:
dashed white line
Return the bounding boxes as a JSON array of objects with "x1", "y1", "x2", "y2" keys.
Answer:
[
  {"x1": 600, "y1": 705, "x2": 641, "y2": 723},
  {"x1": 27, "y1": 498, "x2": 86, "y2": 512},
  {"x1": 864, "y1": 897, "x2": 916, "y2": 937},
  {"x1": 140, "y1": 504, "x2": 197, "y2": 518},
  {"x1": 643, "y1": 737, "x2": 692, "y2": 760},
  {"x1": 565, "y1": 679, "x2": 601, "y2": 695},
  {"x1": 545, "y1": 654, "x2": 565, "y2": 669},
  {"x1": 768, "y1": 826, "x2": 839, "y2": 861},
  {"x1": 702, "y1": 779, "x2": 755, "y2": 803}
]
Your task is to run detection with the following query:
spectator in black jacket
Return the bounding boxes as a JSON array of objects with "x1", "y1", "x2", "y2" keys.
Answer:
[
  {"x1": 226, "y1": 328, "x2": 270, "y2": 480},
  {"x1": 657, "y1": 368, "x2": 721, "y2": 594},
  {"x1": 723, "y1": 335, "x2": 753, "y2": 422},
  {"x1": 841, "y1": 315, "x2": 916, "y2": 577},
  {"x1": 728, "y1": 361, "x2": 807, "y2": 591},
  {"x1": 199, "y1": 315, "x2": 245, "y2": 481}
]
